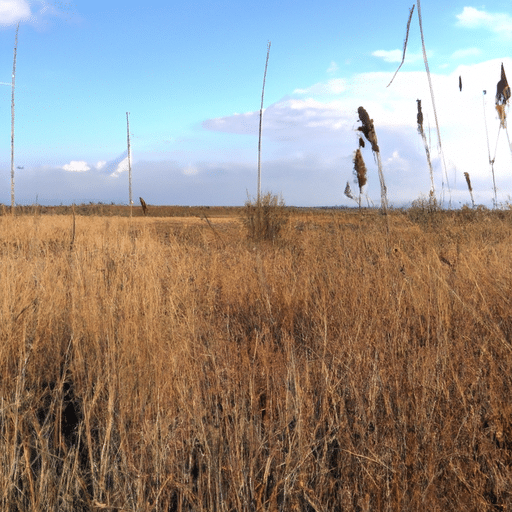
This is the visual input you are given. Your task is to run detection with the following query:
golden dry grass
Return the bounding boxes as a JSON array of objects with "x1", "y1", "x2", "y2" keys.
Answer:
[{"x1": 1, "y1": 208, "x2": 512, "y2": 510}]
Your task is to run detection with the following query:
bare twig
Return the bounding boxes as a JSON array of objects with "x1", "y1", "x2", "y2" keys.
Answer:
[{"x1": 257, "y1": 41, "x2": 271, "y2": 205}]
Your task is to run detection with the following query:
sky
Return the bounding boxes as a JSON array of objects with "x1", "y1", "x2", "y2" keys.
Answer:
[{"x1": 0, "y1": 1, "x2": 511, "y2": 207}]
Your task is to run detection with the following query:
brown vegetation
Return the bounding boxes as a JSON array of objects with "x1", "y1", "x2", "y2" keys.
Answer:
[{"x1": 1, "y1": 207, "x2": 512, "y2": 510}]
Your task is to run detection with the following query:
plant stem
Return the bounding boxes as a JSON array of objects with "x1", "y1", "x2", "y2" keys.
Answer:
[
  {"x1": 257, "y1": 41, "x2": 271, "y2": 205},
  {"x1": 126, "y1": 112, "x2": 132, "y2": 217},
  {"x1": 11, "y1": 23, "x2": 19, "y2": 211}
]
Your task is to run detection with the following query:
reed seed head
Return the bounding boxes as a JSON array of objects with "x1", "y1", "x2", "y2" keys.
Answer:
[
  {"x1": 139, "y1": 197, "x2": 148, "y2": 216},
  {"x1": 464, "y1": 172, "x2": 473, "y2": 192},
  {"x1": 353, "y1": 148, "x2": 367, "y2": 193},
  {"x1": 357, "y1": 107, "x2": 380, "y2": 153},
  {"x1": 416, "y1": 99, "x2": 424, "y2": 134},
  {"x1": 344, "y1": 181, "x2": 355, "y2": 200}
]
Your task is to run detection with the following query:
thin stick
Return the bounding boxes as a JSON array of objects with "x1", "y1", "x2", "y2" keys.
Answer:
[
  {"x1": 126, "y1": 112, "x2": 132, "y2": 217},
  {"x1": 257, "y1": 41, "x2": 271, "y2": 205},
  {"x1": 11, "y1": 22, "x2": 19, "y2": 211},
  {"x1": 417, "y1": 99, "x2": 435, "y2": 197},
  {"x1": 417, "y1": 0, "x2": 450, "y2": 206},
  {"x1": 482, "y1": 91, "x2": 497, "y2": 208},
  {"x1": 387, "y1": 5, "x2": 415, "y2": 88}
]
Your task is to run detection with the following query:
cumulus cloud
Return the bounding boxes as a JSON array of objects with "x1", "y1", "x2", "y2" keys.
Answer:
[
  {"x1": 456, "y1": 7, "x2": 512, "y2": 38},
  {"x1": 96, "y1": 151, "x2": 129, "y2": 176},
  {"x1": 202, "y1": 58, "x2": 512, "y2": 207},
  {"x1": 451, "y1": 47, "x2": 482, "y2": 59},
  {"x1": 110, "y1": 156, "x2": 129, "y2": 177},
  {"x1": 327, "y1": 61, "x2": 339, "y2": 74},
  {"x1": 60, "y1": 152, "x2": 130, "y2": 177},
  {"x1": 62, "y1": 160, "x2": 90, "y2": 172},
  {"x1": 0, "y1": 0, "x2": 31, "y2": 25},
  {"x1": 183, "y1": 164, "x2": 199, "y2": 176},
  {"x1": 0, "y1": 0, "x2": 80, "y2": 28},
  {"x1": 372, "y1": 49, "x2": 425, "y2": 64},
  {"x1": 294, "y1": 78, "x2": 347, "y2": 96}
]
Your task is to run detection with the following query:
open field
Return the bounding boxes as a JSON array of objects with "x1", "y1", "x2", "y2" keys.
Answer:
[{"x1": 1, "y1": 206, "x2": 512, "y2": 511}]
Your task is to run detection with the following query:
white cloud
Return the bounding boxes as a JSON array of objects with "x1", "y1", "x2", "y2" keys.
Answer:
[
  {"x1": 0, "y1": 0, "x2": 81, "y2": 28},
  {"x1": 61, "y1": 154, "x2": 129, "y2": 176},
  {"x1": 62, "y1": 160, "x2": 90, "y2": 172},
  {"x1": 372, "y1": 49, "x2": 404, "y2": 63},
  {"x1": 451, "y1": 47, "x2": 482, "y2": 59},
  {"x1": 0, "y1": 0, "x2": 31, "y2": 25},
  {"x1": 293, "y1": 78, "x2": 347, "y2": 96},
  {"x1": 456, "y1": 7, "x2": 512, "y2": 38},
  {"x1": 203, "y1": 58, "x2": 512, "y2": 207},
  {"x1": 183, "y1": 164, "x2": 199, "y2": 176},
  {"x1": 372, "y1": 49, "x2": 424, "y2": 64},
  {"x1": 110, "y1": 156, "x2": 129, "y2": 177},
  {"x1": 327, "y1": 61, "x2": 339, "y2": 74}
]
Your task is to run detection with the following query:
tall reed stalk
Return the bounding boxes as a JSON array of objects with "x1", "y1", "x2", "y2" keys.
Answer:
[
  {"x1": 417, "y1": 0, "x2": 451, "y2": 206},
  {"x1": 482, "y1": 90, "x2": 498, "y2": 208},
  {"x1": 126, "y1": 112, "x2": 132, "y2": 217},
  {"x1": 11, "y1": 22, "x2": 19, "y2": 211},
  {"x1": 416, "y1": 99, "x2": 435, "y2": 200},
  {"x1": 357, "y1": 106, "x2": 388, "y2": 213},
  {"x1": 257, "y1": 41, "x2": 271, "y2": 205}
]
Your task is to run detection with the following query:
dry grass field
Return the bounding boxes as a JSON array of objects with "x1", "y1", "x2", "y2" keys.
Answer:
[{"x1": 1, "y1": 204, "x2": 512, "y2": 511}]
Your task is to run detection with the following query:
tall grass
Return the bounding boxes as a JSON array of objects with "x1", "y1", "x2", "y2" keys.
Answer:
[{"x1": 2, "y1": 209, "x2": 512, "y2": 510}]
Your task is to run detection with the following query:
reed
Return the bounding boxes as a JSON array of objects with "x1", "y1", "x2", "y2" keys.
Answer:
[
  {"x1": 10, "y1": 22, "x2": 19, "y2": 210},
  {"x1": 416, "y1": 99, "x2": 436, "y2": 203},
  {"x1": 344, "y1": 182, "x2": 358, "y2": 205},
  {"x1": 357, "y1": 106, "x2": 388, "y2": 213},
  {"x1": 257, "y1": 41, "x2": 271, "y2": 205},
  {"x1": 139, "y1": 196, "x2": 148, "y2": 216},
  {"x1": 464, "y1": 172, "x2": 475, "y2": 208},
  {"x1": 389, "y1": 2, "x2": 451, "y2": 205},
  {"x1": 353, "y1": 148, "x2": 367, "y2": 208}
]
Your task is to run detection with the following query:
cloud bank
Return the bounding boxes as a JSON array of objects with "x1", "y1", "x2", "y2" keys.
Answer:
[
  {"x1": 6, "y1": 57, "x2": 512, "y2": 208},
  {"x1": 0, "y1": 0, "x2": 78, "y2": 27},
  {"x1": 202, "y1": 57, "x2": 512, "y2": 207},
  {"x1": 456, "y1": 7, "x2": 512, "y2": 38}
]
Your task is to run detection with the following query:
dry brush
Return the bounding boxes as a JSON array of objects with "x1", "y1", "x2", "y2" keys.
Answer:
[{"x1": 1, "y1": 210, "x2": 512, "y2": 510}]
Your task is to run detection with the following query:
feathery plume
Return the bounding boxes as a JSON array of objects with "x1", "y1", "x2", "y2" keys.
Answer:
[
  {"x1": 139, "y1": 197, "x2": 148, "y2": 216},
  {"x1": 464, "y1": 172, "x2": 475, "y2": 208}
]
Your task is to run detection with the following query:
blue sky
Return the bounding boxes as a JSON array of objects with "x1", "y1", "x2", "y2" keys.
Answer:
[{"x1": 0, "y1": 1, "x2": 511, "y2": 207}]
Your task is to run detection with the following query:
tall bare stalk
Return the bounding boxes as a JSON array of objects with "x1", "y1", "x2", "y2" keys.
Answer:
[
  {"x1": 417, "y1": 99, "x2": 435, "y2": 200},
  {"x1": 257, "y1": 41, "x2": 271, "y2": 205},
  {"x1": 417, "y1": 0, "x2": 450, "y2": 206},
  {"x1": 387, "y1": 5, "x2": 415, "y2": 88},
  {"x1": 11, "y1": 22, "x2": 19, "y2": 211},
  {"x1": 482, "y1": 91, "x2": 497, "y2": 208},
  {"x1": 390, "y1": 3, "x2": 451, "y2": 206},
  {"x1": 126, "y1": 112, "x2": 132, "y2": 217}
]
